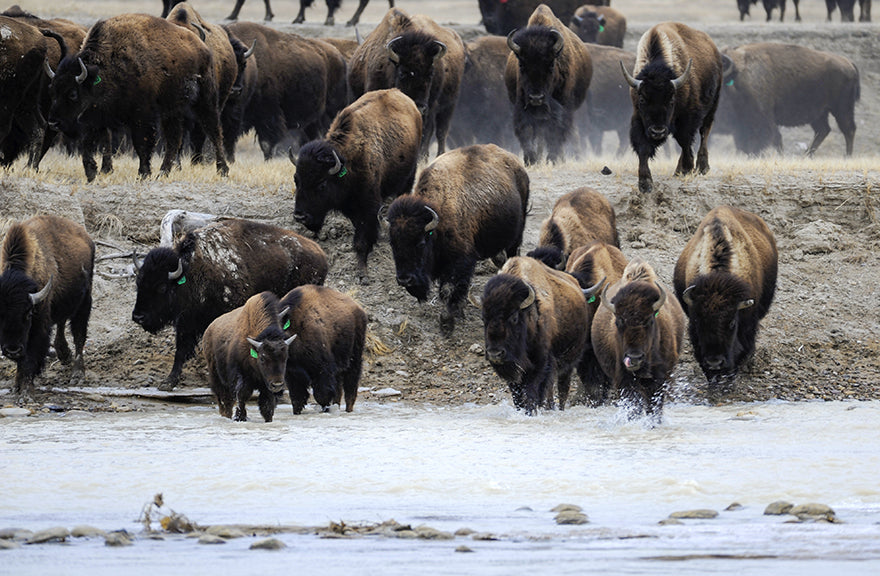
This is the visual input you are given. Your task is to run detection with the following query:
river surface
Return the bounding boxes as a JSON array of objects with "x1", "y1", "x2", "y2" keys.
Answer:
[{"x1": 2, "y1": 399, "x2": 880, "y2": 575}]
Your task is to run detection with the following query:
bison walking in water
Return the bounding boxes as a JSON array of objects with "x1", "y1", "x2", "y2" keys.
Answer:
[
  {"x1": 505, "y1": 4, "x2": 592, "y2": 165},
  {"x1": 387, "y1": 144, "x2": 529, "y2": 334},
  {"x1": 292, "y1": 88, "x2": 422, "y2": 283},
  {"x1": 279, "y1": 285, "x2": 367, "y2": 414},
  {"x1": 0, "y1": 215, "x2": 94, "y2": 405},
  {"x1": 621, "y1": 22, "x2": 722, "y2": 194},
  {"x1": 203, "y1": 291, "x2": 296, "y2": 422},
  {"x1": 673, "y1": 206, "x2": 778, "y2": 389},
  {"x1": 482, "y1": 256, "x2": 590, "y2": 414},
  {"x1": 716, "y1": 43, "x2": 860, "y2": 157},
  {"x1": 591, "y1": 257, "x2": 685, "y2": 421},
  {"x1": 131, "y1": 219, "x2": 327, "y2": 391}
]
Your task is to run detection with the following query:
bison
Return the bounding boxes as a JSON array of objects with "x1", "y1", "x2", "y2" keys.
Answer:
[
  {"x1": 278, "y1": 285, "x2": 367, "y2": 414},
  {"x1": 0, "y1": 215, "x2": 94, "y2": 405},
  {"x1": 737, "y1": 0, "x2": 801, "y2": 21},
  {"x1": 569, "y1": 5, "x2": 626, "y2": 48},
  {"x1": 620, "y1": 21, "x2": 722, "y2": 194},
  {"x1": 293, "y1": 0, "x2": 395, "y2": 26},
  {"x1": 348, "y1": 7, "x2": 466, "y2": 157},
  {"x1": 220, "y1": 27, "x2": 258, "y2": 164},
  {"x1": 203, "y1": 291, "x2": 296, "y2": 422},
  {"x1": 43, "y1": 13, "x2": 228, "y2": 181},
  {"x1": 479, "y1": 0, "x2": 609, "y2": 36},
  {"x1": 575, "y1": 43, "x2": 636, "y2": 156},
  {"x1": 505, "y1": 4, "x2": 593, "y2": 165},
  {"x1": 482, "y1": 256, "x2": 590, "y2": 414},
  {"x1": 716, "y1": 43, "x2": 860, "y2": 157},
  {"x1": 292, "y1": 88, "x2": 422, "y2": 283},
  {"x1": 527, "y1": 187, "x2": 619, "y2": 270},
  {"x1": 591, "y1": 256, "x2": 685, "y2": 421},
  {"x1": 387, "y1": 144, "x2": 530, "y2": 334},
  {"x1": 826, "y1": 0, "x2": 871, "y2": 21},
  {"x1": 673, "y1": 206, "x2": 778, "y2": 388},
  {"x1": 131, "y1": 218, "x2": 327, "y2": 391}
]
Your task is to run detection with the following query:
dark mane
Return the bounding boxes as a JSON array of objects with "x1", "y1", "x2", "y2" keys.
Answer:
[
  {"x1": 636, "y1": 59, "x2": 677, "y2": 83},
  {"x1": 1, "y1": 223, "x2": 34, "y2": 273},
  {"x1": 692, "y1": 271, "x2": 752, "y2": 310},
  {"x1": 705, "y1": 218, "x2": 735, "y2": 272}
]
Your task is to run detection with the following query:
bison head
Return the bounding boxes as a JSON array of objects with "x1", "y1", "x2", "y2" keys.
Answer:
[
  {"x1": 292, "y1": 140, "x2": 347, "y2": 234},
  {"x1": 131, "y1": 247, "x2": 187, "y2": 334},
  {"x1": 569, "y1": 11, "x2": 606, "y2": 44},
  {"x1": 387, "y1": 196, "x2": 441, "y2": 302},
  {"x1": 482, "y1": 273, "x2": 539, "y2": 383},
  {"x1": 681, "y1": 272, "x2": 754, "y2": 380},
  {"x1": 602, "y1": 280, "x2": 666, "y2": 376},
  {"x1": 0, "y1": 271, "x2": 52, "y2": 361},
  {"x1": 247, "y1": 327, "x2": 296, "y2": 394},
  {"x1": 508, "y1": 26, "x2": 565, "y2": 112},
  {"x1": 621, "y1": 59, "x2": 692, "y2": 143},
  {"x1": 386, "y1": 32, "x2": 447, "y2": 117},
  {"x1": 45, "y1": 56, "x2": 99, "y2": 138}
]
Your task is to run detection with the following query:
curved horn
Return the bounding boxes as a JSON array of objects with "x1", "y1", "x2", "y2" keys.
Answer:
[
  {"x1": 619, "y1": 60, "x2": 641, "y2": 89},
  {"x1": 386, "y1": 36, "x2": 403, "y2": 64},
  {"x1": 277, "y1": 306, "x2": 290, "y2": 322},
  {"x1": 550, "y1": 29, "x2": 564, "y2": 55},
  {"x1": 328, "y1": 150, "x2": 342, "y2": 175},
  {"x1": 246, "y1": 337, "x2": 263, "y2": 350},
  {"x1": 737, "y1": 298, "x2": 755, "y2": 310},
  {"x1": 75, "y1": 57, "x2": 88, "y2": 85},
  {"x1": 600, "y1": 283, "x2": 615, "y2": 315},
  {"x1": 682, "y1": 285, "x2": 695, "y2": 307},
  {"x1": 42, "y1": 58, "x2": 56, "y2": 80},
  {"x1": 519, "y1": 283, "x2": 536, "y2": 310},
  {"x1": 29, "y1": 276, "x2": 53, "y2": 306},
  {"x1": 377, "y1": 204, "x2": 390, "y2": 226},
  {"x1": 432, "y1": 40, "x2": 447, "y2": 62},
  {"x1": 284, "y1": 334, "x2": 298, "y2": 346},
  {"x1": 288, "y1": 146, "x2": 297, "y2": 166},
  {"x1": 653, "y1": 282, "x2": 667, "y2": 313},
  {"x1": 572, "y1": 15, "x2": 583, "y2": 26},
  {"x1": 132, "y1": 252, "x2": 143, "y2": 272},
  {"x1": 671, "y1": 58, "x2": 693, "y2": 91},
  {"x1": 191, "y1": 21, "x2": 207, "y2": 41},
  {"x1": 244, "y1": 39, "x2": 256, "y2": 59},
  {"x1": 167, "y1": 258, "x2": 184, "y2": 281},
  {"x1": 506, "y1": 29, "x2": 521, "y2": 56},
  {"x1": 424, "y1": 206, "x2": 439, "y2": 232},
  {"x1": 582, "y1": 276, "x2": 606, "y2": 300}
]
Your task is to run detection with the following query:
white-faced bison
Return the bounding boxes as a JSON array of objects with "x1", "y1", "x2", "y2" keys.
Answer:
[
  {"x1": 0, "y1": 215, "x2": 94, "y2": 405},
  {"x1": 387, "y1": 144, "x2": 529, "y2": 334},
  {"x1": 621, "y1": 21, "x2": 722, "y2": 194},
  {"x1": 292, "y1": 88, "x2": 422, "y2": 283},
  {"x1": 131, "y1": 218, "x2": 327, "y2": 391},
  {"x1": 673, "y1": 206, "x2": 778, "y2": 389},
  {"x1": 569, "y1": 5, "x2": 626, "y2": 47},
  {"x1": 279, "y1": 285, "x2": 367, "y2": 414}
]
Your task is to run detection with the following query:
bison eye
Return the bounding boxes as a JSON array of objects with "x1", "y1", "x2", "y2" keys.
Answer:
[
  {"x1": 68, "y1": 90, "x2": 79, "y2": 102},
  {"x1": 509, "y1": 313, "x2": 519, "y2": 326}
]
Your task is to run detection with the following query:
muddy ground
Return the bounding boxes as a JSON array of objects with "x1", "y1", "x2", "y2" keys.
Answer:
[{"x1": 1, "y1": 1, "x2": 879, "y2": 415}]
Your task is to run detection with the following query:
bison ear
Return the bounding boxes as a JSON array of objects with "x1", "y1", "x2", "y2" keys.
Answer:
[
  {"x1": 550, "y1": 29, "x2": 564, "y2": 55},
  {"x1": 721, "y1": 54, "x2": 736, "y2": 83},
  {"x1": 430, "y1": 40, "x2": 447, "y2": 63},
  {"x1": 737, "y1": 298, "x2": 755, "y2": 310}
]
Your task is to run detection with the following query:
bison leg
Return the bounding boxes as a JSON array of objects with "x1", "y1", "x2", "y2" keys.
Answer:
[
  {"x1": 225, "y1": 0, "x2": 246, "y2": 20},
  {"x1": 324, "y1": 0, "x2": 342, "y2": 25},
  {"x1": 636, "y1": 152, "x2": 653, "y2": 194},
  {"x1": 438, "y1": 261, "x2": 476, "y2": 335},
  {"x1": 263, "y1": 0, "x2": 275, "y2": 21},
  {"x1": 286, "y1": 366, "x2": 311, "y2": 415},
  {"x1": 346, "y1": 0, "x2": 371, "y2": 26},
  {"x1": 53, "y1": 322, "x2": 72, "y2": 365},
  {"x1": 257, "y1": 390, "x2": 278, "y2": 422},
  {"x1": 514, "y1": 117, "x2": 540, "y2": 166},
  {"x1": 673, "y1": 130, "x2": 696, "y2": 176},
  {"x1": 341, "y1": 354, "x2": 363, "y2": 413},
  {"x1": 556, "y1": 366, "x2": 575, "y2": 410},
  {"x1": 159, "y1": 116, "x2": 184, "y2": 177},
  {"x1": 13, "y1": 370, "x2": 36, "y2": 406},
  {"x1": 159, "y1": 328, "x2": 201, "y2": 391},
  {"x1": 833, "y1": 107, "x2": 857, "y2": 157},
  {"x1": 576, "y1": 350, "x2": 611, "y2": 406},
  {"x1": 806, "y1": 115, "x2": 832, "y2": 156},
  {"x1": 129, "y1": 122, "x2": 157, "y2": 180},
  {"x1": 80, "y1": 134, "x2": 100, "y2": 183},
  {"x1": 69, "y1": 290, "x2": 92, "y2": 384},
  {"x1": 352, "y1": 215, "x2": 379, "y2": 284},
  {"x1": 293, "y1": 0, "x2": 310, "y2": 23}
]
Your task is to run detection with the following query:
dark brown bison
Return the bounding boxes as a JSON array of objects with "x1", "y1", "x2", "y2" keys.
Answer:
[
  {"x1": 527, "y1": 187, "x2": 619, "y2": 270},
  {"x1": 716, "y1": 43, "x2": 860, "y2": 157},
  {"x1": 564, "y1": 241, "x2": 627, "y2": 405},
  {"x1": 0, "y1": 215, "x2": 94, "y2": 405},
  {"x1": 621, "y1": 21, "x2": 722, "y2": 194},
  {"x1": 575, "y1": 43, "x2": 635, "y2": 156},
  {"x1": 131, "y1": 218, "x2": 327, "y2": 391},
  {"x1": 673, "y1": 206, "x2": 778, "y2": 388},
  {"x1": 826, "y1": 0, "x2": 871, "y2": 21},
  {"x1": 279, "y1": 285, "x2": 367, "y2": 414},
  {"x1": 569, "y1": 5, "x2": 626, "y2": 47},
  {"x1": 348, "y1": 7, "x2": 466, "y2": 157},
  {"x1": 387, "y1": 144, "x2": 530, "y2": 334},
  {"x1": 448, "y1": 35, "x2": 519, "y2": 152},
  {"x1": 505, "y1": 4, "x2": 592, "y2": 165},
  {"x1": 293, "y1": 0, "x2": 395, "y2": 26},
  {"x1": 479, "y1": 0, "x2": 609, "y2": 36},
  {"x1": 292, "y1": 88, "x2": 422, "y2": 283},
  {"x1": 482, "y1": 256, "x2": 590, "y2": 414},
  {"x1": 591, "y1": 256, "x2": 685, "y2": 421},
  {"x1": 220, "y1": 26, "x2": 258, "y2": 164},
  {"x1": 737, "y1": 0, "x2": 800, "y2": 21},
  {"x1": 203, "y1": 291, "x2": 296, "y2": 422},
  {"x1": 43, "y1": 14, "x2": 228, "y2": 181},
  {"x1": 225, "y1": 21, "x2": 347, "y2": 159}
]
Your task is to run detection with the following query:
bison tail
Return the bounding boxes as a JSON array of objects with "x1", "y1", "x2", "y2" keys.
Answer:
[{"x1": 853, "y1": 63, "x2": 861, "y2": 103}]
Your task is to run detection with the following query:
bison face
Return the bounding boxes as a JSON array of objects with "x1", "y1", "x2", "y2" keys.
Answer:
[
  {"x1": 387, "y1": 199, "x2": 440, "y2": 302},
  {"x1": 0, "y1": 271, "x2": 48, "y2": 361},
  {"x1": 293, "y1": 141, "x2": 347, "y2": 233},
  {"x1": 508, "y1": 27, "x2": 564, "y2": 113},
  {"x1": 248, "y1": 333, "x2": 295, "y2": 394},
  {"x1": 46, "y1": 57, "x2": 98, "y2": 138},
  {"x1": 623, "y1": 60, "x2": 692, "y2": 143},
  {"x1": 387, "y1": 33, "x2": 447, "y2": 117},
  {"x1": 481, "y1": 275, "x2": 537, "y2": 380},
  {"x1": 604, "y1": 282, "x2": 666, "y2": 376},
  {"x1": 131, "y1": 248, "x2": 186, "y2": 334},
  {"x1": 570, "y1": 12, "x2": 604, "y2": 44}
]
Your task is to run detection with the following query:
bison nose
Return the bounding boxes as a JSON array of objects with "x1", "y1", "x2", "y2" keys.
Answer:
[
  {"x1": 293, "y1": 211, "x2": 310, "y2": 225},
  {"x1": 132, "y1": 311, "x2": 145, "y2": 325},
  {"x1": 704, "y1": 355, "x2": 725, "y2": 370},
  {"x1": 396, "y1": 272, "x2": 415, "y2": 287},
  {"x1": 486, "y1": 348, "x2": 506, "y2": 364},
  {"x1": 2, "y1": 345, "x2": 23, "y2": 360},
  {"x1": 623, "y1": 352, "x2": 644, "y2": 372},
  {"x1": 268, "y1": 381, "x2": 285, "y2": 394},
  {"x1": 416, "y1": 104, "x2": 429, "y2": 116},
  {"x1": 648, "y1": 126, "x2": 668, "y2": 140},
  {"x1": 47, "y1": 120, "x2": 61, "y2": 132},
  {"x1": 527, "y1": 93, "x2": 545, "y2": 107}
]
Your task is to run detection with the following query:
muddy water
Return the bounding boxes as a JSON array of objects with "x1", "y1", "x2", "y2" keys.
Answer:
[{"x1": 2, "y1": 400, "x2": 880, "y2": 574}]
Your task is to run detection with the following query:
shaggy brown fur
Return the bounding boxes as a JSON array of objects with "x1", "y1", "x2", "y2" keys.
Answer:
[{"x1": 569, "y1": 5, "x2": 626, "y2": 48}]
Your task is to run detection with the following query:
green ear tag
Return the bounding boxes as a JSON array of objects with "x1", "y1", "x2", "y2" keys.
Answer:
[
  {"x1": 337, "y1": 166, "x2": 348, "y2": 178},
  {"x1": 93, "y1": 76, "x2": 101, "y2": 86},
  {"x1": 654, "y1": 310, "x2": 660, "y2": 318},
  {"x1": 282, "y1": 319, "x2": 291, "y2": 330},
  {"x1": 725, "y1": 79, "x2": 734, "y2": 87},
  {"x1": 177, "y1": 276, "x2": 186, "y2": 286},
  {"x1": 587, "y1": 295, "x2": 596, "y2": 304},
  {"x1": 250, "y1": 348, "x2": 259, "y2": 359},
  {"x1": 599, "y1": 25, "x2": 605, "y2": 33}
]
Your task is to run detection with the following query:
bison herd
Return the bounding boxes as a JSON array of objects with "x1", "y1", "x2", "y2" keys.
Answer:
[{"x1": 6, "y1": 0, "x2": 873, "y2": 422}]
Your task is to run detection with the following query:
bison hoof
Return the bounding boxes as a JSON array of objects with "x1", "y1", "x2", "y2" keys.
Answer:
[
  {"x1": 439, "y1": 312, "x2": 455, "y2": 336},
  {"x1": 292, "y1": 16, "x2": 304, "y2": 24},
  {"x1": 157, "y1": 379, "x2": 177, "y2": 392},
  {"x1": 324, "y1": 17, "x2": 335, "y2": 25},
  {"x1": 638, "y1": 179, "x2": 653, "y2": 194}
]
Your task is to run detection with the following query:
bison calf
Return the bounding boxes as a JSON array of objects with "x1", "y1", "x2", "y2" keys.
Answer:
[
  {"x1": 279, "y1": 285, "x2": 367, "y2": 414},
  {"x1": 388, "y1": 144, "x2": 529, "y2": 334},
  {"x1": 0, "y1": 215, "x2": 94, "y2": 404}
]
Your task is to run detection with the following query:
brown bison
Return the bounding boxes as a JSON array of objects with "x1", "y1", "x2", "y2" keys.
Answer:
[
  {"x1": 505, "y1": 4, "x2": 592, "y2": 165},
  {"x1": 131, "y1": 218, "x2": 327, "y2": 391},
  {"x1": 292, "y1": 88, "x2": 422, "y2": 283},
  {"x1": 479, "y1": 0, "x2": 609, "y2": 36},
  {"x1": 0, "y1": 215, "x2": 94, "y2": 405},
  {"x1": 673, "y1": 206, "x2": 778, "y2": 387},
  {"x1": 575, "y1": 43, "x2": 636, "y2": 156},
  {"x1": 621, "y1": 22, "x2": 722, "y2": 194},
  {"x1": 43, "y1": 13, "x2": 228, "y2": 181},
  {"x1": 203, "y1": 291, "x2": 296, "y2": 422},
  {"x1": 591, "y1": 256, "x2": 685, "y2": 421},
  {"x1": 737, "y1": 0, "x2": 801, "y2": 21},
  {"x1": 293, "y1": 0, "x2": 395, "y2": 26},
  {"x1": 716, "y1": 43, "x2": 860, "y2": 157},
  {"x1": 482, "y1": 256, "x2": 590, "y2": 414},
  {"x1": 569, "y1": 5, "x2": 626, "y2": 48},
  {"x1": 527, "y1": 187, "x2": 619, "y2": 270},
  {"x1": 279, "y1": 285, "x2": 367, "y2": 414},
  {"x1": 387, "y1": 144, "x2": 530, "y2": 334},
  {"x1": 348, "y1": 7, "x2": 466, "y2": 157},
  {"x1": 220, "y1": 26, "x2": 258, "y2": 164},
  {"x1": 825, "y1": 0, "x2": 870, "y2": 21}
]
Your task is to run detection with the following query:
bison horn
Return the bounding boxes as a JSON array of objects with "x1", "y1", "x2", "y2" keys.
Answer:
[
  {"x1": 132, "y1": 252, "x2": 144, "y2": 272},
  {"x1": 682, "y1": 285, "x2": 695, "y2": 307},
  {"x1": 386, "y1": 36, "x2": 403, "y2": 64},
  {"x1": 738, "y1": 298, "x2": 755, "y2": 310},
  {"x1": 550, "y1": 29, "x2": 564, "y2": 55},
  {"x1": 328, "y1": 150, "x2": 342, "y2": 175},
  {"x1": 424, "y1": 206, "x2": 439, "y2": 232},
  {"x1": 582, "y1": 276, "x2": 606, "y2": 300},
  {"x1": 277, "y1": 306, "x2": 290, "y2": 323},
  {"x1": 619, "y1": 60, "x2": 641, "y2": 90},
  {"x1": 671, "y1": 58, "x2": 693, "y2": 91},
  {"x1": 519, "y1": 283, "x2": 536, "y2": 310},
  {"x1": 288, "y1": 146, "x2": 298, "y2": 166},
  {"x1": 284, "y1": 334, "x2": 297, "y2": 347},
  {"x1": 600, "y1": 283, "x2": 615, "y2": 315},
  {"x1": 75, "y1": 57, "x2": 88, "y2": 85},
  {"x1": 246, "y1": 337, "x2": 263, "y2": 350},
  {"x1": 29, "y1": 275, "x2": 53, "y2": 306},
  {"x1": 506, "y1": 30, "x2": 521, "y2": 56},
  {"x1": 653, "y1": 282, "x2": 667, "y2": 313},
  {"x1": 244, "y1": 39, "x2": 256, "y2": 59},
  {"x1": 572, "y1": 15, "x2": 583, "y2": 26},
  {"x1": 167, "y1": 258, "x2": 184, "y2": 281},
  {"x1": 42, "y1": 58, "x2": 56, "y2": 80},
  {"x1": 191, "y1": 22, "x2": 207, "y2": 41},
  {"x1": 432, "y1": 40, "x2": 447, "y2": 62}
]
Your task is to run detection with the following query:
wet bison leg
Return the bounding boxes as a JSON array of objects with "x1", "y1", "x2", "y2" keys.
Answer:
[
  {"x1": 806, "y1": 114, "x2": 832, "y2": 156},
  {"x1": 556, "y1": 364, "x2": 574, "y2": 410},
  {"x1": 208, "y1": 370, "x2": 234, "y2": 418},
  {"x1": 257, "y1": 389, "x2": 278, "y2": 422},
  {"x1": 341, "y1": 352, "x2": 363, "y2": 413},
  {"x1": 286, "y1": 365, "x2": 312, "y2": 415},
  {"x1": 233, "y1": 375, "x2": 252, "y2": 421},
  {"x1": 68, "y1": 289, "x2": 92, "y2": 384},
  {"x1": 438, "y1": 258, "x2": 477, "y2": 335},
  {"x1": 575, "y1": 349, "x2": 611, "y2": 406},
  {"x1": 53, "y1": 321, "x2": 72, "y2": 364},
  {"x1": 159, "y1": 327, "x2": 201, "y2": 391}
]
